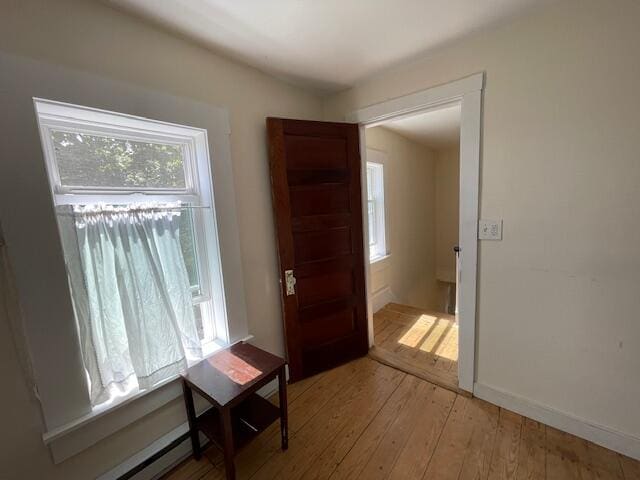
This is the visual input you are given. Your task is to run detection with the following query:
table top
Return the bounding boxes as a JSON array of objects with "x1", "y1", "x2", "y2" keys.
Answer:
[{"x1": 182, "y1": 342, "x2": 286, "y2": 407}]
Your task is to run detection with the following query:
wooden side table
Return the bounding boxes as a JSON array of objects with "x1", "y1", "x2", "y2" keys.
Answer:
[{"x1": 181, "y1": 342, "x2": 288, "y2": 480}]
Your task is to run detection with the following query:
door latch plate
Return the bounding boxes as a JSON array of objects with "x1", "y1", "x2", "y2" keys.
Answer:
[{"x1": 285, "y1": 269, "x2": 296, "y2": 296}]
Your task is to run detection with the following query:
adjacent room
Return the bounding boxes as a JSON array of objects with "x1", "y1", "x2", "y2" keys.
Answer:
[
  {"x1": 364, "y1": 105, "x2": 463, "y2": 392},
  {"x1": 1, "y1": 1, "x2": 639, "y2": 480}
]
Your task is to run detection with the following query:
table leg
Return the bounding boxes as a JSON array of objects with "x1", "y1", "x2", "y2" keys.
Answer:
[
  {"x1": 278, "y1": 366, "x2": 289, "y2": 450},
  {"x1": 181, "y1": 379, "x2": 201, "y2": 460},
  {"x1": 221, "y1": 406, "x2": 236, "y2": 480}
]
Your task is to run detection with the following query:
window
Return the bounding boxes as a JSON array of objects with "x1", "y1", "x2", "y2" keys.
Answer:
[
  {"x1": 35, "y1": 99, "x2": 227, "y2": 408},
  {"x1": 366, "y1": 161, "x2": 387, "y2": 261}
]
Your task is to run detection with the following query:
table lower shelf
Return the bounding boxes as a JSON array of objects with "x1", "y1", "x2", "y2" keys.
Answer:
[{"x1": 196, "y1": 394, "x2": 280, "y2": 451}]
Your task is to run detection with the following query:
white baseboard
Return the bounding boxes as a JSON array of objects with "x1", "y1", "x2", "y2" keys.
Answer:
[
  {"x1": 97, "y1": 380, "x2": 640, "y2": 479},
  {"x1": 96, "y1": 422, "x2": 203, "y2": 480},
  {"x1": 97, "y1": 378, "x2": 280, "y2": 480},
  {"x1": 473, "y1": 382, "x2": 640, "y2": 461},
  {"x1": 371, "y1": 286, "x2": 393, "y2": 313}
]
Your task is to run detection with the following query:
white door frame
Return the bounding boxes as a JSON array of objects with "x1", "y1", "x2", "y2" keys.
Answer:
[{"x1": 347, "y1": 73, "x2": 484, "y2": 393}]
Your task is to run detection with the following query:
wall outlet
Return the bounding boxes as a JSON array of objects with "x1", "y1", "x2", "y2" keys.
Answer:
[{"x1": 478, "y1": 219, "x2": 502, "y2": 240}]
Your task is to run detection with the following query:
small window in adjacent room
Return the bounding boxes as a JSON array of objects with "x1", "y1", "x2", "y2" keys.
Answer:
[
  {"x1": 366, "y1": 161, "x2": 386, "y2": 262},
  {"x1": 34, "y1": 99, "x2": 228, "y2": 409}
]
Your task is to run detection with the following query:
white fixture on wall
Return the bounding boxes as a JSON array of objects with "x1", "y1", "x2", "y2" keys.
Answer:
[{"x1": 478, "y1": 219, "x2": 502, "y2": 240}]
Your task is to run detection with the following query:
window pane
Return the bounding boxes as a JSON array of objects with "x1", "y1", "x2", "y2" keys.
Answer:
[
  {"x1": 51, "y1": 130, "x2": 186, "y2": 189},
  {"x1": 368, "y1": 201, "x2": 376, "y2": 246},
  {"x1": 179, "y1": 208, "x2": 201, "y2": 296},
  {"x1": 367, "y1": 166, "x2": 374, "y2": 201},
  {"x1": 193, "y1": 304, "x2": 205, "y2": 341},
  {"x1": 193, "y1": 302, "x2": 216, "y2": 343}
]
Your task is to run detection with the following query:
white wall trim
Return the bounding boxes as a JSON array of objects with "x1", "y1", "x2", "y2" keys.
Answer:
[
  {"x1": 350, "y1": 72, "x2": 484, "y2": 394},
  {"x1": 357, "y1": 126, "x2": 377, "y2": 348},
  {"x1": 474, "y1": 382, "x2": 640, "y2": 461},
  {"x1": 48, "y1": 380, "x2": 183, "y2": 464},
  {"x1": 457, "y1": 88, "x2": 481, "y2": 392},
  {"x1": 347, "y1": 73, "x2": 483, "y2": 125},
  {"x1": 371, "y1": 286, "x2": 394, "y2": 313}
]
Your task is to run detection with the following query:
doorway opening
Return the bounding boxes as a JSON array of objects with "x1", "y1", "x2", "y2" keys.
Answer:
[
  {"x1": 363, "y1": 104, "x2": 462, "y2": 393},
  {"x1": 349, "y1": 73, "x2": 483, "y2": 394}
]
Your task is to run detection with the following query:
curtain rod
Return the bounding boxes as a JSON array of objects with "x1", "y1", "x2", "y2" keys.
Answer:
[{"x1": 55, "y1": 205, "x2": 211, "y2": 217}]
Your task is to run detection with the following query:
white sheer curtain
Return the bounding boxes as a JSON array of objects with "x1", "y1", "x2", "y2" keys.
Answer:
[{"x1": 59, "y1": 203, "x2": 202, "y2": 406}]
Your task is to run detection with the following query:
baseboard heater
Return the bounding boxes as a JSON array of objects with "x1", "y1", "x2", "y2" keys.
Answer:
[
  {"x1": 116, "y1": 432, "x2": 191, "y2": 480},
  {"x1": 105, "y1": 377, "x2": 277, "y2": 480}
]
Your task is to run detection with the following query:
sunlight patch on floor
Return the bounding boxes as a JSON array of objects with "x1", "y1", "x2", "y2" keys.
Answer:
[
  {"x1": 394, "y1": 314, "x2": 459, "y2": 361},
  {"x1": 396, "y1": 314, "x2": 438, "y2": 347}
]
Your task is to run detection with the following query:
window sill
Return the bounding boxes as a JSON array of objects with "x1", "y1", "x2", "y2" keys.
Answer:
[
  {"x1": 370, "y1": 253, "x2": 391, "y2": 270},
  {"x1": 370, "y1": 253, "x2": 390, "y2": 264},
  {"x1": 43, "y1": 336, "x2": 252, "y2": 463}
]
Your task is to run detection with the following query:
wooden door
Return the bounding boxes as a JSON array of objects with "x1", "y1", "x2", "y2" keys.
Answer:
[{"x1": 267, "y1": 118, "x2": 369, "y2": 382}]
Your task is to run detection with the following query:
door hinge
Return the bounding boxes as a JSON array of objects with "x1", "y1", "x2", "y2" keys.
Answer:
[{"x1": 285, "y1": 269, "x2": 296, "y2": 296}]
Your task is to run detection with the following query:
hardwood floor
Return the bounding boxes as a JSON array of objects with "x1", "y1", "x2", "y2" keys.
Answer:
[
  {"x1": 370, "y1": 303, "x2": 459, "y2": 393},
  {"x1": 162, "y1": 357, "x2": 639, "y2": 480}
]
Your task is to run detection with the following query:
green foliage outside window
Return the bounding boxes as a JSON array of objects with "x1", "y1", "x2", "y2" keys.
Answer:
[{"x1": 51, "y1": 131, "x2": 186, "y2": 189}]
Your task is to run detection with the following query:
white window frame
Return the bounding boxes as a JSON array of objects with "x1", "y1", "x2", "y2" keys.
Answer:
[
  {"x1": 0, "y1": 55, "x2": 251, "y2": 461},
  {"x1": 366, "y1": 160, "x2": 387, "y2": 262},
  {"x1": 35, "y1": 99, "x2": 230, "y2": 352}
]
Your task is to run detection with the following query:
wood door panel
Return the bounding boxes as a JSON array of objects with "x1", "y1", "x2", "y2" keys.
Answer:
[
  {"x1": 286, "y1": 168, "x2": 350, "y2": 186},
  {"x1": 298, "y1": 296, "x2": 355, "y2": 322},
  {"x1": 284, "y1": 135, "x2": 348, "y2": 169},
  {"x1": 294, "y1": 255, "x2": 355, "y2": 277},
  {"x1": 301, "y1": 336, "x2": 364, "y2": 377},
  {"x1": 293, "y1": 227, "x2": 352, "y2": 264},
  {"x1": 291, "y1": 213, "x2": 351, "y2": 233},
  {"x1": 289, "y1": 185, "x2": 350, "y2": 217},
  {"x1": 296, "y1": 270, "x2": 354, "y2": 307},
  {"x1": 301, "y1": 307, "x2": 356, "y2": 347},
  {"x1": 267, "y1": 117, "x2": 368, "y2": 381}
]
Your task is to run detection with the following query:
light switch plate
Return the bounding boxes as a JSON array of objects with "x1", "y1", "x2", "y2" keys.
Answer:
[{"x1": 478, "y1": 219, "x2": 502, "y2": 240}]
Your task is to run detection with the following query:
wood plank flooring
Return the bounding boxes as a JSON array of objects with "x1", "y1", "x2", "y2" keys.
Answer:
[
  {"x1": 370, "y1": 303, "x2": 459, "y2": 393},
  {"x1": 162, "y1": 357, "x2": 639, "y2": 480}
]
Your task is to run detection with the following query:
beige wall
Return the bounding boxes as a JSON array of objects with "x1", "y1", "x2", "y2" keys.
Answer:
[
  {"x1": 3, "y1": 0, "x2": 640, "y2": 476},
  {"x1": 366, "y1": 127, "x2": 438, "y2": 311},
  {"x1": 435, "y1": 145, "x2": 460, "y2": 283},
  {"x1": 0, "y1": 0, "x2": 322, "y2": 478},
  {"x1": 434, "y1": 145, "x2": 460, "y2": 312},
  {"x1": 326, "y1": 0, "x2": 640, "y2": 444}
]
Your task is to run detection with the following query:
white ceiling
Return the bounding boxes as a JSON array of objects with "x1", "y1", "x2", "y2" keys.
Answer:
[
  {"x1": 380, "y1": 104, "x2": 461, "y2": 150},
  {"x1": 108, "y1": 0, "x2": 553, "y2": 93}
]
